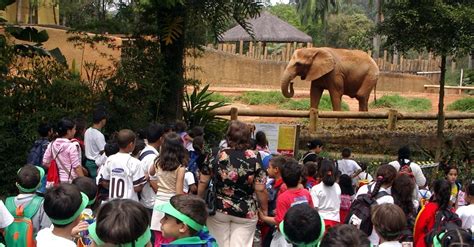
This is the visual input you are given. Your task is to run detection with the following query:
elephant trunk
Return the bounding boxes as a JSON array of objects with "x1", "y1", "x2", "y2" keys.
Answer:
[{"x1": 280, "y1": 71, "x2": 295, "y2": 98}]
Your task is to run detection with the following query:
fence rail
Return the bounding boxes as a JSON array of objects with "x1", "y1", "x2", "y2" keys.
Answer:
[{"x1": 211, "y1": 107, "x2": 474, "y2": 132}]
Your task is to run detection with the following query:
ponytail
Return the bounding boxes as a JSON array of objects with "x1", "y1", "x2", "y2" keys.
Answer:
[
  {"x1": 371, "y1": 175, "x2": 385, "y2": 196},
  {"x1": 371, "y1": 164, "x2": 397, "y2": 195},
  {"x1": 320, "y1": 159, "x2": 336, "y2": 186}
]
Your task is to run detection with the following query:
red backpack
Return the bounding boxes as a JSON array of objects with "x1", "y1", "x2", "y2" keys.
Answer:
[
  {"x1": 45, "y1": 144, "x2": 63, "y2": 188},
  {"x1": 398, "y1": 159, "x2": 415, "y2": 180}
]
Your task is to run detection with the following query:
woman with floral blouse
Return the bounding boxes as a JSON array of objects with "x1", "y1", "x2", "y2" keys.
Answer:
[{"x1": 198, "y1": 120, "x2": 268, "y2": 247}]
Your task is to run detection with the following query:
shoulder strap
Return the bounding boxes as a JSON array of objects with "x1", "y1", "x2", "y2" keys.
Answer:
[
  {"x1": 365, "y1": 171, "x2": 368, "y2": 180},
  {"x1": 5, "y1": 197, "x2": 17, "y2": 216},
  {"x1": 139, "y1": 150, "x2": 155, "y2": 161},
  {"x1": 23, "y1": 196, "x2": 43, "y2": 218}
]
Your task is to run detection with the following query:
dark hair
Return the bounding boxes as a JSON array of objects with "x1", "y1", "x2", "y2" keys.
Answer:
[
  {"x1": 17, "y1": 165, "x2": 41, "y2": 190},
  {"x1": 433, "y1": 179, "x2": 452, "y2": 210},
  {"x1": 398, "y1": 146, "x2": 411, "y2": 160},
  {"x1": 189, "y1": 126, "x2": 204, "y2": 138},
  {"x1": 283, "y1": 204, "x2": 323, "y2": 244},
  {"x1": 72, "y1": 177, "x2": 98, "y2": 210},
  {"x1": 320, "y1": 224, "x2": 371, "y2": 247},
  {"x1": 304, "y1": 161, "x2": 318, "y2": 178},
  {"x1": 174, "y1": 120, "x2": 188, "y2": 133},
  {"x1": 226, "y1": 120, "x2": 251, "y2": 150},
  {"x1": 371, "y1": 204, "x2": 407, "y2": 241},
  {"x1": 192, "y1": 136, "x2": 205, "y2": 152},
  {"x1": 281, "y1": 158, "x2": 303, "y2": 188},
  {"x1": 73, "y1": 118, "x2": 87, "y2": 139},
  {"x1": 157, "y1": 132, "x2": 188, "y2": 171},
  {"x1": 117, "y1": 129, "x2": 136, "y2": 149},
  {"x1": 269, "y1": 155, "x2": 287, "y2": 170},
  {"x1": 439, "y1": 228, "x2": 473, "y2": 247},
  {"x1": 38, "y1": 123, "x2": 52, "y2": 137},
  {"x1": 92, "y1": 109, "x2": 107, "y2": 124},
  {"x1": 467, "y1": 183, "x2": 474, "y2": 197},
  {"x1": 104, "y1": 141, "x2": 119, "y2": 157},
  {"x1": 444, "y1": 165, "x2": 459, "y2": 176},
  {"x1": 44, "y1": 184, "x2": 83, "y2": 227},
  {"x1": 371, "y1": 164, "x2": 397, "y2": 196},
  {"x1": 95, "y1": 199, "x2": 150, "y2": 244},
  {"x1": 255, "y1": 131, "x2": 268, "y2": 147},
  {"x1": 170, "y1": 194, "x2": 208, "y2": 235},
  {"x1": 339, "y1": 174, "x2": 355, "y2": 196},
  {"x1": 392, "y1": 174, "x2": 415, "y2": 217},
  {"x1": 164, "y1": 122, "x2": 175, "y2": 133},
  {"x1": 250, "y1": 138, "x2": 257, "y2": 150},
  {"x1": 341, "y1": 147, "x2": 351, "y2": 158},
  {"x1": 307, "y1": 139, "x2": 323, "y2": 149},
  {"x1": 56, "y1": 118, "x2": 75, "y2": 137},
  {"x1": 136, "y1": 128, "x2": 147, "y2": 140},
  {"x1": 359, "y1": 162, "x2": 368, "y2": 172},
  {"x1": 132, "y1": 138, "x2": 146, "y2": 157},
  {"x1": 320, "y1": 159, "x2": 336, "y2": 186}
]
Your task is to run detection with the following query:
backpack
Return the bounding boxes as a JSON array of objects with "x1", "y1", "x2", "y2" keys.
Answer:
[
  {"x1": 161, "y1": 228, "x2": 217, "y2": 247},
  {"x1": 45, "y1": 144, "x2": 64, "y2": 188},
  {"x1": 345, "y1": 184, "x2": 389, "y2": 236},
  {"x1": 425, "y1": 209, "x2": 462, "y2": 246},
  {"x1": 4, "y1": 196, "x2": 43, "y2": 247},
  {"x1": 419, "y1": 190, "x2": 430, "y2": 208},
  {"x1": 398, "y1": 159, "x2": 414, "y2": 180},
  {"x1": 26, "y1": 139, "x2": 49, "y2": 167}
]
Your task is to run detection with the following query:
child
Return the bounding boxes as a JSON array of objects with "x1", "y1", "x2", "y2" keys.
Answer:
[
  {"x1": 337, "y1": 148, "x2": 362, "y2": 185},
  {"x1": 320, "y1": 224, "x2": 371, "y2": 247},
  {"x1": 371, "y1": 204, "x2": 407, "y2": 247},
  {"x1": 84, "y1": 109, "x2": 108, "y2": 179},
  {"x1": 88, "y1": 199, "x2": 152, "y2": 246},
  {"x1": 391, "y1": 174, "x2": 416, "y2": 243},
  {"x1": 132, "y1": 138, "x2": 147, "y2": 158},
  {"x1": 156, "y1": 194, "x2": 217, "y2": 246},
  {"x1": 149, "y1": 132, "x2": 187, "y2": 246},
  {"x1": 300, "y1": 139, "x2": 323, "y2": 165},
  {"x1": 279, "y1": 204, "x2": 325, "y2": 246},
  {"x1": 255, "y1": 131, "x2": 270, "y2": 154},
  {"x1": 419, "y1": 179, "x2": 432, "y2": 208},
  {"x1": 444, "y1": 165, "x2": 461, "y2": 208},
  {"x1": 338, "y1": 174, "x2": 354, "y2": 223},
  {"x1": 99, "y1": 129, "x2": 146, "y2": 201},
  {"x1": 259, "y1": 159, "x2": 313, "y2": 245},
  {"x1": 310, "y1": 159, "x2": 341, "y2": 229},
  {"x1": 4, "y1": 165, "x2": 51, "y2": 241},
  {"x1": 434, "y1": 228, "x2": 474, "y2": 247},
  {"x1": 71, "y1": 176, "x2": 99, "y2": 246},
  {"x1": 96, "y1": 141, "x2": 119, "y2": 201},
  {"x1": 456, "y1": 183, "x2": 474, "y2": 231},
  {"x1": 304, "y1": 161, "x2": 319, "y2": 189},
  {"x1": 183, "y1": 169, "x2": 197, "y2": 194},
  {"x1": 36, "y1": 183, "x2": 89, "y2": 247},
  {"x1": 355, "y1": 162, "x2": 373, "y2": 189},
  {"x1": 175, "y1": 120, "x2": 193, "y2": 151}
]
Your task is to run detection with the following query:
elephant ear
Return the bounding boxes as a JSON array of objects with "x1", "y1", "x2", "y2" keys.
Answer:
[{"x1": 305, "y1": 49, "x2": 335, "y2": 81}]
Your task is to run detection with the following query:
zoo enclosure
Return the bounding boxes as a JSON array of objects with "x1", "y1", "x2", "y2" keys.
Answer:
[{"x1": 211, "y1": 107, "x2": 474, "y2": 132}]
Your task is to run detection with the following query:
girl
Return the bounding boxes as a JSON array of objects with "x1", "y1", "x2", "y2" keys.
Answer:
[
  {"x1": 310, "y1": 159, "x2": 341, "y2": 229},
  {"x1": 338, "y1": 174, "x2": 354, "y2": 223},
  {"x1": 444, "y1": 165, "x2": 461, "y2": 208},
  {"x1": 392, "y1": 174, "x2": 416, "y2": 243},
  {"x1": 149, "y1": 132, "x2": 187, "y2": 246},
  {"x1": 414, "y1": 179, "x2": 452, "y2": 247},
  {"x1": 43, "y1": 118, "x2": 84, "y2": 184},
  {"x1": 255, "y1": 131, "x2": 270, "y2": 154},
  {"x1": 354, "y1": 164, "x2": 397, "y2": 245}
]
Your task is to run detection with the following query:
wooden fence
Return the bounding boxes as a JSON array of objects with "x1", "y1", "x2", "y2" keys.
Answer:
[{"x1": 211, "y1": 107, "x2": 474, "y2": 133}]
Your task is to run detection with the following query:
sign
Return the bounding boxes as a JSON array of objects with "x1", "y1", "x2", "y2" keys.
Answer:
[{"x1": 254, "y1": 123, "x2": 297, "y2": 156}]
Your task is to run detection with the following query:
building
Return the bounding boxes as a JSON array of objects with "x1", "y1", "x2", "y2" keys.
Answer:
[{"x1": 0, "y1": 0, "x2": 59, "y2": 25}]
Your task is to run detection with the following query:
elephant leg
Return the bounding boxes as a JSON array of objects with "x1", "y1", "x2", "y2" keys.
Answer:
[
  {"x1": 329, "y1": 90, "x2": 343, "y2": 111},
  {"x1": 356, "y1": 95, "x2": 369, "y2": 111},
  {"x1": 310, "y1": 84, "x2": 324, "y2": 109},
  {"x1": 356, "y1": 77, "x2": 377, "y2": 112}
]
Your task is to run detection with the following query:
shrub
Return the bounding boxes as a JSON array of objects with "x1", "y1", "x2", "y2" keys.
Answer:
[
  {"x1": 239, "y1": 91, "x2": 289, "y2": 105},
  {"x1": 281, "y1": 95, "x2": 350, "y2": 111},
  {"x1": 447, "y1": 97, "x2": 474, "y2": 112},
  {"x1": 370, "y1": 94, "x2": 431, "y2": 112},
  {"x1": 208, "y1": 92, "x2": 233, "y2": 103}
]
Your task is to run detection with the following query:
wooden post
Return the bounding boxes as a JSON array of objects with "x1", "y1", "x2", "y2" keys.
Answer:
[
  {"x1": 286, "y1": 43, "x2": 291, "y2": 61},
  {"x1": 306, "y1": 42, "x2": 311, "y2": 48},
  {"x1": 230, "y1": 107, "x2": 238, "y2": 120},
  {"x1": 239, "y1": 40, "x2": 244, "y2": 55},
  {"x1": 387, "y1": 109, "x2": 398, "y2": 130},
  {"x1": 249, "y1": 42, "x2": 253, "y2": 58},
  {"x1": 264, "y1": 46, "x2": 268, "y2": 60},
  {"x1": 257, "y1": 42, "x2": 262, "y2": 58},
  {"x1": 218, "y1": 43, "x2": 223, "y2": 51},
  {"x1": 309, "y1": 108, "x2": 319, "y2": 133},
  {"x1": 294, "y1": 124, "x2": 301, "y2": 158}
]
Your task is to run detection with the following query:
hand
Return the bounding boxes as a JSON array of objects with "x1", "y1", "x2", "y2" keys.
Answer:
[
  {"x1": 71, "y1": 220, "x2": 89, "y2": 237},
  {"x1": 258, "y1": 208, "x2": 267, "y2": 219}
]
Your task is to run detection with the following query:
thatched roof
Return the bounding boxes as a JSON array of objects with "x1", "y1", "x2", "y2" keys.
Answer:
[{"x1": 220, "y1": 12, "x2": 312, "y2": 43}]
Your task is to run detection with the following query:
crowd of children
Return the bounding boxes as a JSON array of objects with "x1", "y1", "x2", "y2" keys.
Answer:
[{"x1": 0, "y1": 115, "x2": 473, "y2": 247}]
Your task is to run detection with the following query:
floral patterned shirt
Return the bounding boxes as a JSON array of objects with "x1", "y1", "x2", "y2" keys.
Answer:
[{"x1": 210, "y1": 148, "x2": 266, "y2": 219}]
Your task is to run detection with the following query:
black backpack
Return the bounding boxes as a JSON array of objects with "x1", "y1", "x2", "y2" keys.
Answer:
[
  {"x1": 425, "y1": 209, "x2": 462, "y2": 246},
  {"x1": 26, "y1": 139, "x2": 49, "y2": 167},
  {"x1": 345, "y1": 184, "x2": 389, "y2": 236}
]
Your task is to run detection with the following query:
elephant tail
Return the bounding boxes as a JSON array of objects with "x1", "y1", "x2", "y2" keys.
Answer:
[{"x1": 373, "y1": 84, "x2": 377, "y2": 103}]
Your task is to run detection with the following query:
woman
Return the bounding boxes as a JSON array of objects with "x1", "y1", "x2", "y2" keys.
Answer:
[
  {"x1": 392, "y1": 174, "x2": 416, "y2": 243},
  {"x1": 43, "y1": 118, "x2": 84, "y2": 183},
  {"x1": 198, "y1": 120, "x2": 268, "y2": 247}
]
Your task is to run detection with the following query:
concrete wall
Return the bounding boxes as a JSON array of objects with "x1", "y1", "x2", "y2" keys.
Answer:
[
  {"x1": 1, "y1": 0, "x2": 59, "y2": 25},
  {"x1": 187, "y1": 49, "x2": 437, "y2": 92}
]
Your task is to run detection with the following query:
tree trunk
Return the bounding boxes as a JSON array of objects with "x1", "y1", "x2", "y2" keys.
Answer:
[
  {"x1": 372, "y1": 0, "x2": 383, "y2": 59},
  {"x1": 435, "y1": 55, "x2": 447, "y2": 161},
  {"x1": 16, "y1": 0, "x2": 23, "y2": 24}
]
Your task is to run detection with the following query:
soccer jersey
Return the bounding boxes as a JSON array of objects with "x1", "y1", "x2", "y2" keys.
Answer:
[{"x1": 99, "y1": 152, "x2": 146, "y2": 201}]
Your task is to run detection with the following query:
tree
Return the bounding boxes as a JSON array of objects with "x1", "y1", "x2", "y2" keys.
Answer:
[
  {"x1": 326, "y1": 13, "x2": 374, "y2": 50},
  {"x1": 378, "y1": 0, "x2": 474, "y2": 160}
]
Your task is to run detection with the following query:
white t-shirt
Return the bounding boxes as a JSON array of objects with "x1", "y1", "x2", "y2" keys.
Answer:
[
  {"x1": 388, "y1": 160, "x2": 426, "y2": 187},
  {"x1": 99, "y1": 152, "x2": 146, "y2": 201},
  {"x1": 0, "y1": 200, "x2": 13, "y2": 229},
  {"x1": 310, "y1": 182, "x2": 341, "y2": 222},
  {"x1": 337, "y1": 159, "x2": 361, "y2": 177},
  {"x1": 84, "y1": 127, "x2": 106, "y2": 161},
  {"x1": 356, "y1": 171, "x2": 373, "y2": 183},
  {"x1": 379, "y1": 241, "x2": 402, "y2": 247},
  {"x1": 139, "y1": 145, "x2": 159, "y2": 209},
  {"x1": 183, "y1": 171, "x2": 196, "y2": 193},
  {"x1": 36, "y1": 227, "x2": 76, "y2": 247},
  {"x1": 456, "y1": 204, "x2": 474, "y2": 230}
]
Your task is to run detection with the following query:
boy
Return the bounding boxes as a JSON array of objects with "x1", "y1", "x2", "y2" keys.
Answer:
[
  {"x1": 99, "y1": 129, "x2": 146, "y2": 201},
  {"x1": 27, "y1": 123, "x2": 53, "y2": 194},
  {"x1": 84, "y1": 109, "x2": 107, "y2": 179},
  {"x1": 4, "y1": 165, "x2": 51, "y2": 241},
  {"x1": 280, "y1": 204, "x2": 325, "y2": 246},
  {"x1": 371, "y1": 204, "x2": 407, "y2": 247},
  {"x1": 456, "y1": 183, "x2": 474, "y2": 231},
  {"x1": 156, "y1": 194, "x2": 217, "y2": 246},
  {"x1": 36, "y1": 183, "x2": 89, "y2": 247},
  {"x1": 320, "y1": 224, "x2": 371, "y2": 247},
  {"x1": 183, "y1": 169, "x2": 197, "y2": 194},
  {"x1": 337, "y1": 148, "x2": 362, "y2": 186}
]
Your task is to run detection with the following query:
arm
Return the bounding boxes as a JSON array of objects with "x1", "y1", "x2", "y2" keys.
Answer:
[
  {"x1": 258, "y1": 210, "x2": 277, "y2": 225},
  {"x1": 197, "y1": 173, "x2": 210, "y2": 198},
  {"x1": 413, "y1": 164, "x2": 427, "y2": 187},
  {"x1": 255, "y1": 183, "x2": 268, "y2": 214},
  {"x1": 351, "y1": 169, "x2": 362, "y2": 178},
  {"x1": 42, "y1": 143, "x2": 52, "y2": 168},
  {"x1": 175, "y1": 167, "x2": 185, "y2": 195},
  {"x1": 75, "y1": 166, "x2": 84, "y2": 177},
  {"x1": 189, "y1": 184, "x2": 198, "y2": 194}
]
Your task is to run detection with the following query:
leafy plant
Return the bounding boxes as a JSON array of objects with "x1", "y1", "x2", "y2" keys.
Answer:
[
  {"x1": 239, "y1": 91, "x2": 289, "y2": 105},
  {"x1": 281, "y1": 96, "x2": 350, "y2": 111},
  {"x1": 447, "y1": 97, "x2": 474, "y2": 112},
  {"x1": 370, "y1": 94, "x2": 431, "y2": 112}
]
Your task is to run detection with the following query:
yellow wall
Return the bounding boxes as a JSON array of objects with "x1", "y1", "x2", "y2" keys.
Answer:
[{"x1": 1, "y1": 0, "x2": 59, "y2": 25}]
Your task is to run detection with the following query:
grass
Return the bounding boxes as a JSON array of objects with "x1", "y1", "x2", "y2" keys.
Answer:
[
  {"x1": 239, "y1": 91, "x2": 289, "y2": 105},
  {"x1": 281, "y1": 95, "x2": 350, "y2": 111},
  {"x1": 208, "y1": 92, "x2": 233, "y2": 103},
  {"x1": 447, "y1": 97, "x2": 474, "y2": 112},
  {"x1": 370, "y1": 94, "x2": 431, "y2": 112}
]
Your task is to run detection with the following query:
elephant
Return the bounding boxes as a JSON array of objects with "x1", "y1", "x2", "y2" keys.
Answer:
[{"x1": 280, "y1": 47, "x2": 379, "y2": 111}]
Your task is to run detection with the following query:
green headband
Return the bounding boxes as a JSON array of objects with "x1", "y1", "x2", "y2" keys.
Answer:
[
  {"x1": 279, "y1": 215, "x2": 325, "y2": 247},
  {"x1": 87, "y1": 197, "x2": 96, "y2": 206},
  {"x1": 88, "y1": 222, "x2": 151, "y2": 247},
  {"x1": 16, "y1": 166, "x2": 45, "y2": 193},
  {"x1": 155, "y1": 202, "x2": 204, "y2": 232},
  {"x1": 50, "y1": 192, "x2": 89, "y2": 225}
]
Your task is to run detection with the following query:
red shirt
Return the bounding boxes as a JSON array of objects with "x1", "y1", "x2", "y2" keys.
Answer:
[
  {"x1": 275, "y1": 188, "x2": 313, "y2": 224},
  {"x1": 414, "y1": 202, "x2": 439, "y2": 247}
]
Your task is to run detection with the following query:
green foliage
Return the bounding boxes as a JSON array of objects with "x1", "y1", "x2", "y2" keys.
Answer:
[
  {"x1": 282, "y1": 96, "x2": 350, "y2": 111},
  {"x1": 0, "y1": 0, "x2": 15, "y2": 10},
  {"x1": 239, "y1": 91, "x2": 289, "y2": 105},
  {"x1": 370, "y1": 94, "x2": 431, "y2": 112},
  {"x1": 447, "y1": 98, "x2": 474, "y2": 112},
  {"x1": 5, "y1": 26, "x2": 49, "y2": 43},
  {"x1": 268, "y1": 4, "x2": 304, "y2": 31},
  {"x1": 327, "y1": 13, "x2": 374, "y2": 50},
  {"x1": 207, "y1": 92, "x2": 233, "y2": 103}
]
